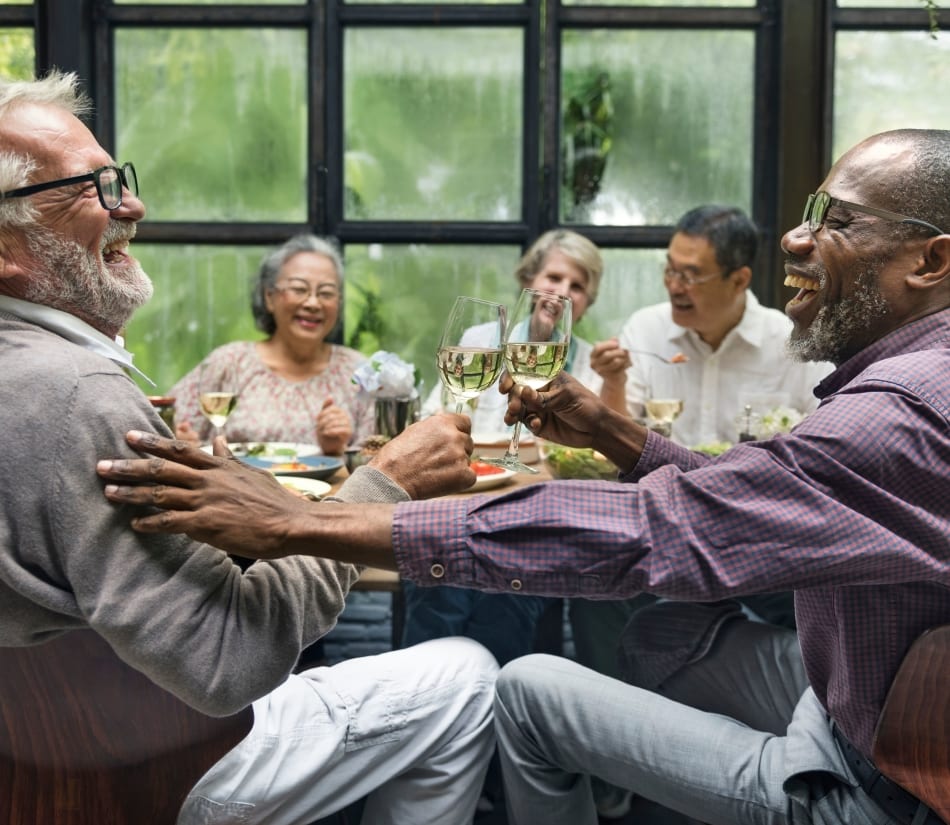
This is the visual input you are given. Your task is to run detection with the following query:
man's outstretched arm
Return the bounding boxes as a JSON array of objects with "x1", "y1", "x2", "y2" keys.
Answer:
[{"x1": 97, "y1": 413, "x2": 476, "y2": 565}]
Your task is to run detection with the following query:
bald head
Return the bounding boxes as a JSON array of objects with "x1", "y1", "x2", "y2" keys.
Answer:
[{"x1": 835, "y1": 129, "x2": 950, "y2": 239}]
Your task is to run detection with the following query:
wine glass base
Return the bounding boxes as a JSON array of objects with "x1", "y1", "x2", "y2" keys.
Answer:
[{"x1": 480, "y1": 455, "x2": 539, "y2": 474}]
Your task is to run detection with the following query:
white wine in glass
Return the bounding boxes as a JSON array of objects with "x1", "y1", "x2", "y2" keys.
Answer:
[
  {"x1": 485, "y1": 287, "x2": 572, "y2": 474},
  {"x1": 645, "y1": 397, "x2": 684, "y2": 438},
  {"x1": 436, "y1": 297, "x2": 507, "y2": 414},
  {"x1": 198, "y1": 361, "x2": 238, "y2": 442}
]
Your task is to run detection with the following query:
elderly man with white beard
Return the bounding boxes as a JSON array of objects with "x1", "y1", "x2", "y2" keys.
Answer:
[{"x1": 0, "y1": 71, "x2": 498, "y2": 825}]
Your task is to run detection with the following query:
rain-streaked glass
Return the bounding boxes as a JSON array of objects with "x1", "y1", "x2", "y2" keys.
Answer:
[
  {"x1": 115, "y1": 0, "x2": 298, "y2": 4},
  {"x1": 124, "y1": 245, "x2": 268, "y2": 393},
  {"x1": 560, "y1": 28, "x2": 754, "y2": 225},
  {"x1": 0, "y1": 28, "x2": 34, "y2": 79},
  {"x1": 833, "y1": 31, "x2": 950, "y2": 161},
  {"x1": 347, "y1": 0, "x2": 512, "y2": 3},
  {"x1": 837, "y1": 0, "x2": 930, "y2": 6},
  {"x1": 582, "y1": 248, "x2": 670, "y2": 342},
  {"x1": 344, "y1": 244, "x2": 520, "y2": 392},
  {"x1": 344, "y1": 28, "x2": 523, "y2": 221},
  {"x1": 115, "y1": 28, "x2": 307, "y2": 222},
  {"x1": 565, "y1": 0, "x2": 753, "y2": 5}
]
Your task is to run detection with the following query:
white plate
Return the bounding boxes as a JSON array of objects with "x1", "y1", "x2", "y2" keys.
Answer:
[
  {"x1": 473, "y1": 436, "x2": 539, "y2": 465},
  {"x1": 274, "y1": 476, "x2": 332, "y2": 499},
  {"x1": 467, "y1": 466, "x2": 517, "y2": 492},
  {"x1": 201, "y1": 441, "x2": 321, "y2": 460}
]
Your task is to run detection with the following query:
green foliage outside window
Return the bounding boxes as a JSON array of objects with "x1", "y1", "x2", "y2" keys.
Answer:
[{"x1": 0, "y1": 29, "x2": 33, "y2": 80}]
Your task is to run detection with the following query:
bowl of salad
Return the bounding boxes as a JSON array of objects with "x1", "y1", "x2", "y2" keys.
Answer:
[{"x1": 539, "y1": 441, "x2": 618, "y2": 481}]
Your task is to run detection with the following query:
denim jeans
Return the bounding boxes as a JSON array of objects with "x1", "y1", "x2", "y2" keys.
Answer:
[{"x1": 494, "y1": 620, "x2": 898, "y2": 825}]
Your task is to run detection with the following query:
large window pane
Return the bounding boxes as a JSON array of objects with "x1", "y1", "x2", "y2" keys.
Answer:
[
  {"x1": 583, "y1": 248, "x2": 669, "y2": 342},
  {"x1": 347, "y1": 0, "x2": 512, "y2": 3},
  {"x1": 344, "y1": 244, "x2": 520, "y2": 392},
  {"x1": 561, "y1": 29, "x2": 754, "y2": 225},
  {"x1": 115, "y1": 29, "x2": 307, "y2": 222},
  {"x1": 566, "y1": 0, "x2": 753, "y2": 5},
  {"x1": 837, "y1": 1, "x2": 928, "y2": 6},
  {"x1": 344, "y1": 29, "x2": 523, "y2": 220},
  {"x1": 124, "y1": 245, "x2": 267, "y2": 394},
  {"x1": 115, "y1": 0, "x2": 298, "y2": 4},
  {"x1": 833, "y1": 31, "x2": 950, "y2": 160},
  {"x1": 0, "y1": 28, "x2": 33, "y2": 78}
]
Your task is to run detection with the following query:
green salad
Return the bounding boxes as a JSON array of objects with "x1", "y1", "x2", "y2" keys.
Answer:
[
  {"x1": 542, "y1": 444, "x2": 618, "y2": 480},
  {"x1": 691, "y1": 440, "x2": 733, "y2": 457}
]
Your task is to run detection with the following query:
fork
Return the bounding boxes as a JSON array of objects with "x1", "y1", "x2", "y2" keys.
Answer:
[{"x1": 624, "y1": 349, "x2": 688, "y2": 365}]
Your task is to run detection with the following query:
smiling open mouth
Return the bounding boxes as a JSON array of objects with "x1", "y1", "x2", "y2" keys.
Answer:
[
  {"x1": 784, "y1": 273, "x2": 819, "y2": 307},
  {"x1": 102, "y1": 240, "x2": 129, "y2": 264}
]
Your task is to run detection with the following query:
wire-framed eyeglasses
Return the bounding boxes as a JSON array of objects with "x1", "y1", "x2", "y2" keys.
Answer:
[
  {"x1": 0, "y1": 162, "x2": 138, "y2": 211},
  {"x1": 272, "y1": 283, "x2": 340, "y2": 303},
  {"x1": 662, "y1": 262, "x2": 730, "y2": 288},
  {"x1": 803, "y1": 191, "x2": 945, "y2": 237}
]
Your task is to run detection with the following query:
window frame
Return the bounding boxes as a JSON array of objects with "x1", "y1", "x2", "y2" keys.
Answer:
[{"x1": 28, "y1": 0, "x2": 943, "y2": 312}]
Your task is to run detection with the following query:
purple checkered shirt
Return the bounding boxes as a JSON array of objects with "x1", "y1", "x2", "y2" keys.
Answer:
[{"x1": 393, "y1": 309, "x2": 950, "y2": 756}]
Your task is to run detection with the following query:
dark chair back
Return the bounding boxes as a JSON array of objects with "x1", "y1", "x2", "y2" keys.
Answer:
[
  {"x1": 0, "y1": 629, "x2": 253, "y2": 825},
  {"x1": 872, "y1": 624, "x2": 950, "y2": 825}
]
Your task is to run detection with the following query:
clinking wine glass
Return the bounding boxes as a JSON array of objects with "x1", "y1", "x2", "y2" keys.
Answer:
[
  {"x1": 484, "y1": 287, "x2": 572, "y2": 474},
  {"x1": 436, "y1": 296, "x2": 507, "y2": 415},
  {"x1": 198, "y1": 360, "x2": 238, "y2": 443}
]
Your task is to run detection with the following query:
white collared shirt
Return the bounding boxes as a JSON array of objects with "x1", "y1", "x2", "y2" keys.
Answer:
[{"x1": 618, "y1": 293, "x2": 833, "y2": 446}]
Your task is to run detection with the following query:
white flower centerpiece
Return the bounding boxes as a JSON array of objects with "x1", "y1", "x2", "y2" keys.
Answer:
[
  {"x1": 737, "y1": 404, "x2": 805, "y2": 441},
  {"x1": 352, "y1": 351, "x2": 421, "y2": 439}
]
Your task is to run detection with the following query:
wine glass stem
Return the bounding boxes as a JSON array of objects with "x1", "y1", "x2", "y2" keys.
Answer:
[
  {"x1": 455, "y1": 401, "x2": 465, "y2": 414},
  {"x1": 504, "y1": 419, "x2": 524, "y2": 461}
]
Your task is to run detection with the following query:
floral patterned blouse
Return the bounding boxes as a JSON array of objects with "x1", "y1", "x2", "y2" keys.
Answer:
[{"x1": 169, "y1": 340, "x2": 375, "y2": 448}]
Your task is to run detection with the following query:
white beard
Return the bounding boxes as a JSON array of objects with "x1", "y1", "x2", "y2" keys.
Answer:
[{"x1": 22, "y1": 221, "x2": 153, "y2": 333}]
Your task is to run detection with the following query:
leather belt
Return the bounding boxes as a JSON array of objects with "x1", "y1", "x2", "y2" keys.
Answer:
[{"x1": 832, "y1": 725, "x2": 945, "y2": 825}]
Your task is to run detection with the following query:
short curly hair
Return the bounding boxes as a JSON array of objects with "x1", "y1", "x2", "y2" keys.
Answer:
[{"x1": 250, "y1": 234, "x2": 344, "y2": 336}]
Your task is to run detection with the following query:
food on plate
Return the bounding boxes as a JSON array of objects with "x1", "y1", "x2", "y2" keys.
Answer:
[
  {"x1": 541, "y1": 443, "x2": 618, "y2": 480},
  {"x1": 269, "y1": 461, "x2": 311, "y2": 472},
  {"x1": 691, "y1": 440, "x2": 733, "y2": 457},
  {"x1": 470, "y1": 460, "x2": 506, "y2": 476}
]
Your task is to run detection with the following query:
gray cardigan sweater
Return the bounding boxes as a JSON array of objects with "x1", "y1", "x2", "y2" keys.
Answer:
[{"x1": 0, "y1": 313, "x2": 407, "y2": 716}]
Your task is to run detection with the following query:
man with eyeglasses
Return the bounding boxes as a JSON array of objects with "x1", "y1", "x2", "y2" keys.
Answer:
[
  {"x1": 577, "y1": 206, "x2": 834, "y2": 821},
  {"x1": 594, "y1": 204, "x2": 833, "y2": 450},
  {"x1": 101, "y1": 128, "x2": 950, "y2": 825},
  {"x1": 0, "y1": 72, "x2": 498, "y2": 825}
]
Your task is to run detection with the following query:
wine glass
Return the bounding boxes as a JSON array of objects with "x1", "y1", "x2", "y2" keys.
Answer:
[
  {"x1": 198, "y1": 360, "x2": 238, "y2": 443},
  {"x1": 645, "y1": 397, "x2": 684, "y2": 438},
  {"x1": 436, "y1": 296, "x2": 507, "y2": 414},
  {"x1": 484, "y1": 287, "x2": 572, "y2": 474}
]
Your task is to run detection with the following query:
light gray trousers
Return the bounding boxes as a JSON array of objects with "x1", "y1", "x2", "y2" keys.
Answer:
[{"x1": 494, "y1": 619, "x2": 899, "y2": 825}]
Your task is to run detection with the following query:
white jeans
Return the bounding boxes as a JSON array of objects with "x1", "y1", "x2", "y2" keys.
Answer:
[{"x1": 179, "y1": 636, "x2": 498, "y2": 825}]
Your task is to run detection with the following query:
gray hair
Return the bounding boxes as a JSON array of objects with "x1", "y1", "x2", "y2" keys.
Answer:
[
  {"x1": 0, "y1": 71, "x2": 92, "y2": 229},
  {"x1": 515, "y1": 229, "x2": 603, "y2": 305},
  {"x1": 251, "y1": 234, "x2": 345, "y2": 335}
]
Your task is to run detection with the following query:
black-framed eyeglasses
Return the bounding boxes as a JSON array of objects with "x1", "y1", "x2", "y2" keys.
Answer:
[
  {"x1": 803, "y1": 191, "x2": 945, "y2": 237},
  {"x1": 0, "y1": 162, "x2": 138, "y2": 211},
  {"x1": 662, "y1": 262, "x2": 731, "y2": 288}
]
